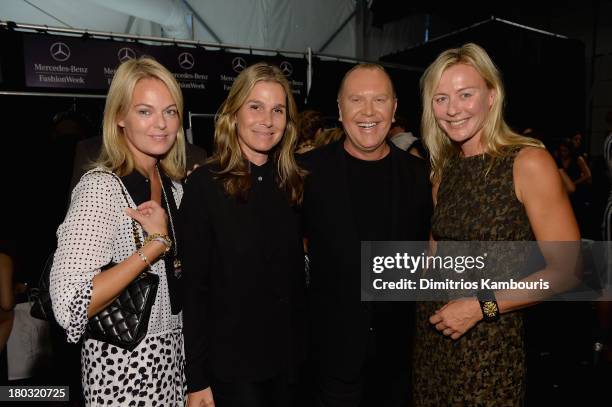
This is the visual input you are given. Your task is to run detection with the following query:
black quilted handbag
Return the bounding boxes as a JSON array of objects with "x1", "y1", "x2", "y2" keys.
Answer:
[
  {"x1": 31, "y1": 170, "x2": 159, "y2": 351},
  {"x1": 30, "y1": 253, "x2": 55, "y2": 321},
  {"x1": 85, "y1": 268, "x2": 158, "y2": 351},
  {"x1": 30, "y1": 252, "x2": 117, "y2": 322}
]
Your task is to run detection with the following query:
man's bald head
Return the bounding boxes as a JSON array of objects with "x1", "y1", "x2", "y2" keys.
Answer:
[{"x1": 337, "y1": 63, "x2": 396, "y2": 100}]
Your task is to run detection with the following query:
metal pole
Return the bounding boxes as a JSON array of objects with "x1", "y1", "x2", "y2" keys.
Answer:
[
  {"x1": 0, "y1": 20, "x2": 303, "y2": 55},
  {"x1": 125, "y1": 16, "x2": 135, "y2": 34},
  {"x1": 315, "y1": 53, "x2": 423, "y2": 72},
  {"x1": 0, "y1": 90, "x2": 105, "y2": 98},
  {"x1": 306, "y1": 47, "x2": 313, "y2": 102},
  {"x1": 586, "y1": 0, "x2": 601, "y2": 152},
  {"x1": 190, "y1": 14, "x2": 195, "y2": 41},
  {"x1": 0, "y1": 21, "x2": 423, "y2": 72},
  {"x1": 355, "y1": 0, "x2": 366, "y2": 59},
  {"x1": 403, "y1": 16, "x2": 568, "y2": 55}
]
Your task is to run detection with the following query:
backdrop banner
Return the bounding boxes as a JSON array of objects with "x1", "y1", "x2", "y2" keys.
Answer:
[
  {"x1": 210, "y1": 51, "x2": 306, "y2": 107},
  {"x1": 22, "y1": 33, "x2": 216, "y2": 92},
  {"x1": 19, "y1": 32, "x2": 306, "y2": 108},
  {"x1": 23, "y1": 32, "x2": 106, "y2": 89}
]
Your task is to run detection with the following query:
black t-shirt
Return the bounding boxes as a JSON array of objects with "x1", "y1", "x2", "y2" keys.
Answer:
[
  {"x1": 345, "y1": 151, "x2": 392, "y2": 242},
  {"x1": 345, "y1": 151, "x2": 399, "y2": 330}
]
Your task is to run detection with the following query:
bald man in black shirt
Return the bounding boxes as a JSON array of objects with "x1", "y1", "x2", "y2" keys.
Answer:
[{"x1": 300, "y1": 64, "x2": 432, "y2": 406}]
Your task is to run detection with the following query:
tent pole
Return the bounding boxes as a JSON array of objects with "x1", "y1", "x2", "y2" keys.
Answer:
[
  {"x1": 306, "y1": 47, "x2": 313, "y2": 102},
  {"x1": 0, "y1": 91, "x2": 105, "y2": 98},
  {"x1": 317, "y1": 8, "x2": 357, "y2": 53},
  {"x1": 180, "y1": 0, "x2": 223, "y2": 44},
  {"x1": 0, "y1": 20, "x2": 303, "y2": 56},
  {"x1": 355, "y1": 0, "x2": 367, "y2": 59},
  {"x1": 124, "y1": 16, "x2": 135, "y2": 33},
  {"x1": 586, "y1": 0, "x2": 600, "y2": 150},
  {"x1": 21, "y1": 0, "x2": 72, "y2": 28}
]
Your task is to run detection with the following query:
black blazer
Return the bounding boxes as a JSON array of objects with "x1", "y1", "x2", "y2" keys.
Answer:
[
  {"x1": 300, "y1": 140, "x2": 432, "y2": 378},
  {"x1": 179, "y1": 162, "x2": 306, "y2": 392}
]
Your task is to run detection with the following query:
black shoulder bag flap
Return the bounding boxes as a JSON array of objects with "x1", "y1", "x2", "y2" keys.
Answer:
[{"x1": 30, "y1": 170, "x2": 159, "y2": 351}]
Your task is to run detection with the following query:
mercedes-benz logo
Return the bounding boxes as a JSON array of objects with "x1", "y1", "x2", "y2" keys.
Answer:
[
  {"x1": 50, "y1": 42, "x2": 70, "y2": 62},
  {"x1": 280, "y1": 61, "x2": 293, "y2": 77},
  {"x1": 178, "y1": 52, "x2": 195, "y2": 70},
  {"x1": 117, "y1": 47, "x2": 136, "y2": 63},
  {"x1": 231, "y1": 57, "x2": 246, "y2": 73}
]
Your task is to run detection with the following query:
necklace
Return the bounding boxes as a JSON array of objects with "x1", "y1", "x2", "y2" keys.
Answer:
[{"x1": 157, "y1": 165, "x2": 182, "y2": 279}]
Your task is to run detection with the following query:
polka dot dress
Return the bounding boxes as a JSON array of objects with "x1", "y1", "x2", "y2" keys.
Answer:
[{"x1": 50, "y1": 169, "x2": 186, "y2": 406}]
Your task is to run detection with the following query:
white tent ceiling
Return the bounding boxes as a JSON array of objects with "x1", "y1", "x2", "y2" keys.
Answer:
[{"x1": 0, "y1": 0, "x2": 359, "y2": 57}]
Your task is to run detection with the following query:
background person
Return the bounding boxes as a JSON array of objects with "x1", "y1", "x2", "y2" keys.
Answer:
[
  {"x1": 389, "y1": 115, "x2": 427, "y2": 159},
  {"x1": 555, "y1": 139, "x2": 592, "y2": 236},
  {"x1": 388, "y1": 115, "x2": 417, "y2": 151},
  {"x1": 596, "y1": 110, "x2": 612, "y2": 370},
  {"x1": 0, "y1": 240, "x2": 15, "y2": 384},
  {"x1": 296, "y1": 109, "x2": 324, "y2": 154},
  {"x1": 313, "y1": 126, "x2": 344, "y2": 148}
]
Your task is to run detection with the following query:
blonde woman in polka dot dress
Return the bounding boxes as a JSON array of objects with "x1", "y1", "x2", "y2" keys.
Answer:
[{"x1": 50, "y1": 57, "x2": 187, "y2": 406}]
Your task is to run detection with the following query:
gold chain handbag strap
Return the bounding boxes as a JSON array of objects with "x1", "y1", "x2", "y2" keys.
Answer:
[
  {"x1": 90, "y1": 169, "x2": 142, "y2": 249},
  {"x1": 156, "y1": 166, "x2": 182, "y2": 277},
  {"x1": 156, "y1": 166, "x2": 177, "y2": 258}
]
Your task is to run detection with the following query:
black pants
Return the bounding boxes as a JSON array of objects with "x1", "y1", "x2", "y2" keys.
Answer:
[
  {"x1": 315, "y1": 370, "x2": 410, "y2": 407},
  {"x1": 314, "y1": 330, "x2": 412, "y2": 407},
  {"x1": 212, "y1": 372, "x2": 299, "y2": 407}
]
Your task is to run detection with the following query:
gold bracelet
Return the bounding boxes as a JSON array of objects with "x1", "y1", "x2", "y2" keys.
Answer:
[
  {"x1": 144, "y1": 233, "x2": 172, "y2": 253},
  {"x1": 136, "y1": 248, "x2": 151, "y2": 267}
]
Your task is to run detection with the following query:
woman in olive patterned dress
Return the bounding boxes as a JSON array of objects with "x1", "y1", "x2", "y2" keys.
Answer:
[{"x1": 413, "y1": 43, "x2": 580, "y2": 406}]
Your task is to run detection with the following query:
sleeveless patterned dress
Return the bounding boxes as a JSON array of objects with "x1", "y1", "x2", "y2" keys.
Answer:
[{"x1": 413, "y1": 148, "x2": 533, "y2": 407}]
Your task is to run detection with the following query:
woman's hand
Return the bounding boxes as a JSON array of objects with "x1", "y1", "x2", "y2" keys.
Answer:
[
  {"x1": 429, "y1": 297, "x2": 482, "y2": 340},
  {"x1": 187, "y1": 387, "x2": 214, "y2": 407},
  {"x1": 125, "y1": 200, "x2": 168, "y2": 236}
]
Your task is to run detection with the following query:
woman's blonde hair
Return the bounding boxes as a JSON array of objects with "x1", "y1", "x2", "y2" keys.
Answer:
[
  {"x1": 420, "y1": 43, "x2": 543, "y2": 181},
  {"x1": 95, "y1": 56, "x2": 186, "y2": 180},
  {"x1": 211, "y1": 62, "x2": 305, "y2": 205}
]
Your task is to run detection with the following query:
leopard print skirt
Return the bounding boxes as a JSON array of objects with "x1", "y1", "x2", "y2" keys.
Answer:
[{"x1": 413, "y1": 301, "x2": 525, "y2": 407}]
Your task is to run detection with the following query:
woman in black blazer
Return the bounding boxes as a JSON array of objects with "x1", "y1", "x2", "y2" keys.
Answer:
[{"x1": 180, "y1": 62, "x2": 307, "y2": 407}]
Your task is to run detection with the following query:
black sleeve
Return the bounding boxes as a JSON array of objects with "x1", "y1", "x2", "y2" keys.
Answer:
[
  {"x1": 296, "y1": 150, "x2": 315, "y2": 240},
  {"x1": 179, "y1": 170, "x2": 213, "y2": 392}
]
